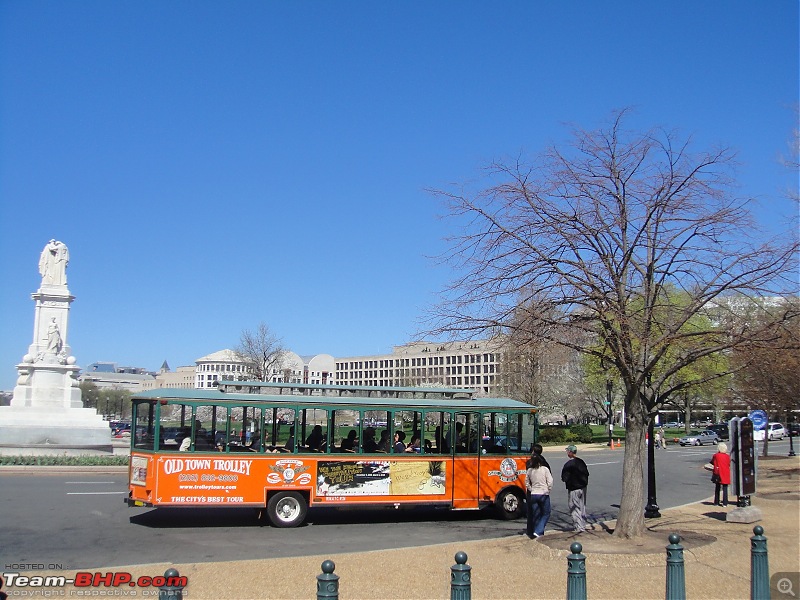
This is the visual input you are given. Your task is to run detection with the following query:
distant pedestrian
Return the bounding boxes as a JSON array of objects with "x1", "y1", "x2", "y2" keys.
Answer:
[
  {"x1": 659, "y1": 427, "x2": 667, "y2": 449},
  {"x1": 711, "y1": 442, "x2": 731, "y2": 507},
  {"x1": 525, "y1": 454, "x2": 553, "y2": 538},
  {"x1": 561, "y1": 444, "x2": 590, "y2": 533},
  {"x1": 654, "y1": 430, "x2": 662, "y2": 449}
]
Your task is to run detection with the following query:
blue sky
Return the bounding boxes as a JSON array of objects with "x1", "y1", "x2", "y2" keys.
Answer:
[{"x1": 0, "y1": 1, "x2": 797, "y2": 391}]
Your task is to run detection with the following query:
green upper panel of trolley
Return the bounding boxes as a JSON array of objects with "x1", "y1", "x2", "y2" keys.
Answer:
[{"x1": 132, "y1": 382, "x2": 537, "y2": 412}]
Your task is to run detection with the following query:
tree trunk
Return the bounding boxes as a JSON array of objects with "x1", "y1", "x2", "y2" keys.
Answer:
[{"x1": 613, "y1": 393, "x2": 647, "y2": 538}]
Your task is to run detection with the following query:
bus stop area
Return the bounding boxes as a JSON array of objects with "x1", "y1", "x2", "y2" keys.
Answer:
[{"x1": 108, "y1": 453, "x2": 799, "y2": 599}]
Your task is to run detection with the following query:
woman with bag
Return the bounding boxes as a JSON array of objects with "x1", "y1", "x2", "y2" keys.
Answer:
[
  {"x1": 525, "y1": 454, "x2": 553, "y2": 538},
  {"x1": 711, "y1": 442, "x2": 731, "y2": 507}
]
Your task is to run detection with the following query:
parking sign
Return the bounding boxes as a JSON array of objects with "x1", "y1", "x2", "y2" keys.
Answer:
[{"x1": 749, "y1": 410, "x2": 768, "y2": 431}]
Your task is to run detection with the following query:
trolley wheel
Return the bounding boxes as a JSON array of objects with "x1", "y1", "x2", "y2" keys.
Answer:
[
  {"x1": 266, "y1": 491, "x2": 308, "y2": 528},
  {"x1": 495, "y1": 488, "x2": 524, "y2": 520}
]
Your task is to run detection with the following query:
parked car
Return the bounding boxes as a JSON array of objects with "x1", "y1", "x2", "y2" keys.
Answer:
[
  {"x1": 754, "y1": 422, "x2": 786, "y2": 441},
  {"x1": 788, "y1": 423, "x2": 800, "y2": 437},
  {"x1": 679, "y1": 430, "x2": 720, "y2": 446},
  {"x1": 108, "y1": 421, "x2": 130, "y2": 436},
  {"x1": 707, "y1": 423, "x2": 730, "y2": 440},
  {"x1": 161, "y1": 427, "x2": 180, "y2": 445}
]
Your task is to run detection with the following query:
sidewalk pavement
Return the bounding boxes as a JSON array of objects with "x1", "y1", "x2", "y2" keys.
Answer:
[{"x1": 10, "y1": 450, "x2": 800, "y2": 600}]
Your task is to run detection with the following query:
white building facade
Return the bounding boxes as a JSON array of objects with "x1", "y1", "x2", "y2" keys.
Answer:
[
  {"x1": 335, "y1": 340, "x2": 503, "y2": 395},
  {"x1": 194, "y1": 349, "x2": 335, "y2": 388}
]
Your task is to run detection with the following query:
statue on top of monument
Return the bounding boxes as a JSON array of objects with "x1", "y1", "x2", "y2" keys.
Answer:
[{"x1": 39, "y1": 239, "x2": 69, "y2": 286}]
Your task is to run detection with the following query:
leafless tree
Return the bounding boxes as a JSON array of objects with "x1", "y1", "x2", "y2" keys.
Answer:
[
  {"x1": 730, "y1": 297, "x2": 800, "y2": 455},
  {"x1": 499, "y1": 333, "x2": 588, "y2": 422},
  {"x1": 780, "y1": 104, "x2": 799, "y2": 205},
  {"x1": 427, "y1": 110, "x2": 799, "y2": 538},
  {"x1": 236, "y1": 322, "x2": 286, "y2": 382}
]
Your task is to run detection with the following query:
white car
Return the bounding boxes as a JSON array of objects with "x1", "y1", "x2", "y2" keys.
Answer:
[{"x1": 754, "y1": 422, "x2": 786, "y2": 441}]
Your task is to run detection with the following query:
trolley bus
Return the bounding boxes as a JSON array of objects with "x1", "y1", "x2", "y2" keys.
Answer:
[{"x1": 126, "y1": 382, "x2": 538, "y2": 527}]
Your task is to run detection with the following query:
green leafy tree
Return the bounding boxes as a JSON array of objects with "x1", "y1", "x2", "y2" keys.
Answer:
[{"x1": 79, "y1": 381, "x2": 101, "y2": 410}]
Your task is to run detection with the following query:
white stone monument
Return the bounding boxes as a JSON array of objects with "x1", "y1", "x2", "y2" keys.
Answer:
[{"x1": 0, "y1": 240, "x2": 111, "y2": 452}]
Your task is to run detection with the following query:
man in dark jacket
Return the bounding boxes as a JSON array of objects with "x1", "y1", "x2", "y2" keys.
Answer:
[{"x1": 561, "y1": 445, "x2": 589, "y2": 532}]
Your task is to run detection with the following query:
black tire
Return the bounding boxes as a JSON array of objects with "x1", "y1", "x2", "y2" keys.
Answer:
[
  {"x1": 495, "y1": 488, "x2": 524, "y2": 520},
  {"x1": 266, "y1": 492, "x2": 308, "y2": 528}
]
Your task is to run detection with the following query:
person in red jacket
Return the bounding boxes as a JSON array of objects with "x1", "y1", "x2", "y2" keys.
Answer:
[{"x1": 711, "y1": 442, "x2": 731, "y2": 507}]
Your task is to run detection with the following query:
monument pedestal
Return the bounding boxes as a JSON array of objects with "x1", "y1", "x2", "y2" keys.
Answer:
[
  {"x1": 0, "y1": 407, "x2": 112, "y2": 451},
  {"x1": 0, "y1": 358, "x2": 112, "y2": 453}
]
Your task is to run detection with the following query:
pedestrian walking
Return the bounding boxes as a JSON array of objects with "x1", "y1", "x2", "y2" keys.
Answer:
[
  {"x1": 561, "y1": 444, "x2": 590, "y2": 532},
  {"x1": 525, "y1": 454, "x2": 553, "y2": 538}
]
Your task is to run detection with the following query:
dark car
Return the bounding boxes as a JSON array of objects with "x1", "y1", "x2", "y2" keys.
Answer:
[
  {"x1": 109, "y1": 421, "x2": 130, "y2": 436},
  {"x1": 707, "y1": 423, "x2": 730, "y2": 440},
  {"x1": 788, "y1": 423, "x2": 800, "y2": 437}
]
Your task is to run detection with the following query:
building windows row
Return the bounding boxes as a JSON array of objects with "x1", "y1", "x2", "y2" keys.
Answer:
[
  {"x1": 335, "y1": 354, "x2": 497, "y2": 372},
  {"x1": 199, "y1": 363, "x2": 247, "y2": 373}
]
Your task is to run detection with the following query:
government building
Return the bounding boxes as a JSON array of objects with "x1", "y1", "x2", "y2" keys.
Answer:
[{"x1": 335, "y1": 340, "x2": 503, "y2": 395}]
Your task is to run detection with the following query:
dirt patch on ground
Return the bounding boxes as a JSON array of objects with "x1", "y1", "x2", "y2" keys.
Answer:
[{"x1": 537, "y1": 527, "x2": 716, "y2": 555}]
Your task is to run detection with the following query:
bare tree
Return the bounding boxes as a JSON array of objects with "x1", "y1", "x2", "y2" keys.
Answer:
[
  {"x1": 501, "y1": 338, "x2": 588, "y2": 421},
  {"x1": 730, "y1": 297, "x2": 800, "y2": 455},
  {"x1": 236, "y1": 322, "x2": 285, "y2": 382},
  {"x1": 780, "y1": 104, "x2": 799, "y2": 205},
  {"x1": 427, "y1": 110, "x2": 799, "y2": 538}
]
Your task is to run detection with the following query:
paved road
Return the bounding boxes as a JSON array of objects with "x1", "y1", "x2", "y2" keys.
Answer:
[{"x1": 1, "y1": 438, "x2": 793, "y2": 569}]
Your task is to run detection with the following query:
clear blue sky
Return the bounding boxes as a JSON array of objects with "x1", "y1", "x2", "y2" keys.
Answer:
[{"x1": 1, "y1": 1, "x2": 797, "y2": 391}]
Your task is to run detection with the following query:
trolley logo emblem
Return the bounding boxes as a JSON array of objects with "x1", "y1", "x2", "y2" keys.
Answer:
[
  {"x1": 268, "y1": 459, "x2": 312, "y2": 485},
  {"x1": 489, "y1": 458, "x2": 523, "y2": 482}
]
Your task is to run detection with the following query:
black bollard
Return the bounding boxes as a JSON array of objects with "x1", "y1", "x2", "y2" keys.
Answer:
[
  {"x1": 566, "y1": 542, "x2": 587, "y2": 600},
  {"x1": 665, "y1": 533, "x2": 685, "y2": 600},
  {"x1": 451, "y1": 551, "x2": 471, "y2": 600},
  {"x1": 159, "y1": 569, "x2": 183, "y2": 600},
  {"x1": 750, "y1": 526, "x2": 769, "y2": 600},
  {"x1": 317, "y1": 559, "x2": 339, "y2": 600}
]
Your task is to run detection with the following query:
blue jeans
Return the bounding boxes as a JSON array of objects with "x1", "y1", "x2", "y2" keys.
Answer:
[{"x1": 526, "y1": 493, "x2": 552, "y2": 536}]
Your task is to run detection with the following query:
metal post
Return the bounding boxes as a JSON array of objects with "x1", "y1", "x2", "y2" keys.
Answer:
[
  {"x1": 788, "y1": 415, "x2": 796, "y2": 457},
  {"x1": 750, "y1": 526, "x2": 770, "y2": 600},
  {"x1": 317, "y1": 560, "x2": 339, "y2": 600},
  {"x1": 450, "y1": 551, "x2": 471, "y2": 600},
  {"x1": 158, "y1": 569, "x2": 183, "y2": 600},
  {"x1": 566, "y1": 542, "x2": 587, "y2": 600},
  {"x1": 645, "y1": 418, "x2": 661, "y2": 518},
  {"x1": 665, "y1": 534, "x2": 685, "y2": 600},
  {"x1": 606, "y1": 380, "x2": 613, "y2": 447}
]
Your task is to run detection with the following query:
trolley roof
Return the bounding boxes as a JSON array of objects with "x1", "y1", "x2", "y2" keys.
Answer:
[{"x1": 132, "y1": 386, "x2": 537, "y2": 412}]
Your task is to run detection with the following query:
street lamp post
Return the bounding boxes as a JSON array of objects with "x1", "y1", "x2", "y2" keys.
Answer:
[
  {"x1": 606, "y1": 380, "x2": 613, "y2": 447},
  {"x1": 788, "y1": 413, "x2": 796, "y2": 458},
  {"x1": 645, "y1": 415, "x2": 661, "y2": 518}
]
